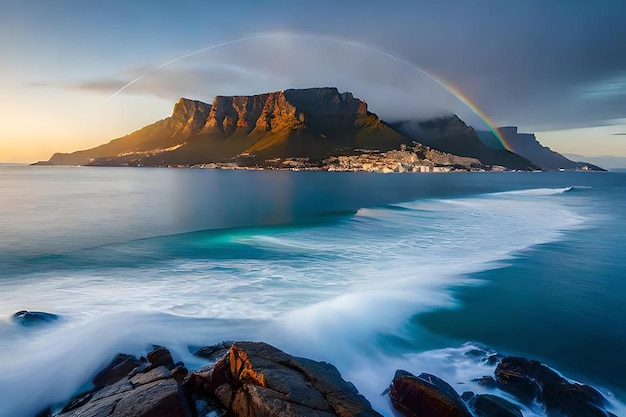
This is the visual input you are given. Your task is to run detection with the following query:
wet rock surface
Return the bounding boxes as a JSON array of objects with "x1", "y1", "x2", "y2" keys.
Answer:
[
  {"x1": 389, "y1": 353, "x2": 619, "y2": 417},
  {"x1": 52, "y1": 341, "x2": 381, "y2": 417},
  {"x1": 468, "y1": 393, "x2": 523, "y2": 417},
  {"x1": 389, "y1": 370, "x2": 472, "y2": 417},
  {"x1": 12, "y1": 310, "x2": 59, "y2": 326},
  {"x1": 185, "y1": 341, "x2": 382, "y2": 417},
  {"x1": 50, "y1": 342, "x2": 622, "y2": 417},
  {"x1": 494, "y1": 356, "x2": 617, "y2": 417},
  {"x1": 56, "y1": 347, "x2": 193, "y2": 417}
]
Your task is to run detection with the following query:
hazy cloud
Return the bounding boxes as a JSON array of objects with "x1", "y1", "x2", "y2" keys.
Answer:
[
  {"x1": 16, "y1": 0, "x2": 626, "y2": 132},
  {"x1": 28, "y1": 78, "x2": 126, "y2": 94}
]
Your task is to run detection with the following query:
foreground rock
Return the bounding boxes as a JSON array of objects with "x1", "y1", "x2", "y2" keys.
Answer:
[
  {"x1": 50, "y1": 342, "x2": 622, "y2": 417},
  {"x1": 389, "y1": 353, "x2": 619, "y2": 417},
  {"x1": 464, "y1": 393, "x2": 522, "y2": 417},
  {"x1": 185, "y1": 341, "x2": 382, "y2": 417},
  {"x1": 12, "y1": 310, "x2": 59, "y2": 326},
  {"x1": 389, "y1": 370, "x2": 472, "y2": 417},
  {"x1": 495, "y1": 356, "x2": 617, "y2": 417},
  {"x1": 55, "y1": 347, "x2": 192, "y2": 417}
]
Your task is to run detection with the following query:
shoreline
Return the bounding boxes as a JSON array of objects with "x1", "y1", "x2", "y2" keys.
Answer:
[
  {"x1": 30, "y1": 337, "x2": 623, "y2": 417},
  {"x1": 28, "y1": 162, "x2": 606, "y2": 173}
]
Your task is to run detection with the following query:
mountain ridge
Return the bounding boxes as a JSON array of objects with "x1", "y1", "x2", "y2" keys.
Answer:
[
  {"x1": 478, "y1": 126, "x2": 605, "y2": 171},
  {"x1": 36, "y1": 88, "x2": 537, "y2": 171},
  {"x1": 391, "y1": 116, "x2": 536, "y2": 170},
  {"x1": 42, "y1": 88, "x2": 418, "y2": 167}
]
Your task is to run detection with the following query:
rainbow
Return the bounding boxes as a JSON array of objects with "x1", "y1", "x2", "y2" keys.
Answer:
[
  {"x1": 105, "y1": 32, "x2": 512, "y2": 151},
  {"x1": 441, "y1": 83, "x2": 511, "y2": 151}
]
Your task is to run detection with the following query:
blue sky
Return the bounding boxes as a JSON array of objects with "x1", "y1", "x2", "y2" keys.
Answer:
[{"x1": 1, "y1": 0, "x2": 626, "y2": 161}]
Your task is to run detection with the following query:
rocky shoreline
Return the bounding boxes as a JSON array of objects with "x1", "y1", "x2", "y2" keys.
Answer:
[{"x1": 35, "y1": 339, "x2": 620, "y2": 417}]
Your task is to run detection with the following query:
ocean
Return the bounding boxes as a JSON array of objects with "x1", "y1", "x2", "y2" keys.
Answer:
[{"x1": 0, "y1": 166, "x2": 625, "y2": 416}]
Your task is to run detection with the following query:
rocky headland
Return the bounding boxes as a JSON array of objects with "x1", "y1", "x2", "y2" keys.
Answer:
[
  {"x1": 33, "y1": 337, "x2": 620, "y2": 417},
  {"x1": 478, "y1": 126, "x2": 605, "y2": 171},
  {"x1": 35, "y1": 88, "x2": 542, "y2": 172}
]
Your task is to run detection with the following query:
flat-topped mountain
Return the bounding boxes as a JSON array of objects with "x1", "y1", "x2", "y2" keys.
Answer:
[
  {"x1": 41, "y1": 88, "x2": 418, "y2": 167},
  {"x1": 37, "y1": 88, "x2": 538, "y2": 170}
]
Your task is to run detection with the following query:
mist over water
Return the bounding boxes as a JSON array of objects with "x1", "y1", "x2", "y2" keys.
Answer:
[{"x1": 1, "y1": 167, "x2": 625, "y2": 416}]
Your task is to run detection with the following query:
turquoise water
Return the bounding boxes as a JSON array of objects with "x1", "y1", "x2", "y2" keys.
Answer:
[{"x1": 0, "y1": 166, "x2": 624, "y2": 416}]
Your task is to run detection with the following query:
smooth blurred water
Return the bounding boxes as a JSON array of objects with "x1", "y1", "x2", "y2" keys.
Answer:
[{"x1": 0, "y1": 166, "x2": 624, "y2": 416}]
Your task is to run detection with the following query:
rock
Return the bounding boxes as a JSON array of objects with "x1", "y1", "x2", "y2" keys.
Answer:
[
  {"x1": 462, "y1": 347, "x2": 502, "y2": 366},
  {"x1": 147, "y1": 346, "x2": 175, "y2": 369},
  {"x1": 470, "y1": 394, "x2": 522, "y2": 417},
  {"x1": 185, "y1": 341, "x2": 381, "y2": 417},
  {"x1": 464, "y1": 348, "x2": 487, "y2": 359},
  {"x1": 472, "y1": 376, "x2": 498, "y2": 389},
  {"x1": 12, "y1": 310, "x2": 59, "y2": 326},
  {"x1": 57, "y1": 378, "x2": 193, "y2": 417},
  {"x1": 57, "y1": 349, "x2": 194, "y2": 417},
  {"x1": 194, "y1": 341, "x2": 233, "y2": 361},
  {"x1": 130, "y1": 366, "x2": 172, "y2": 386},
  {"x1": 495, "y1": 356, "x2": 614, "y2": 417},
  {"x1": 61, "y1": 390, "x2": 97, "y2": 414},
  {"x1": 493, "y1": 357, "x2": 541, "y2": 402},
  {"x1": 484, "y1": 353, "x2": 503, "y2": 366},
  {"x1": 461, "y1": 391, "x2": 475, "y2": 402},
  {"x1": 171, "y1": 366, "x2": 188, "y2": 384},
  {"x1": 92, "y1": 353, "x2": 143, "y2": 389},
  {"x1": 388, "y1": 370, "x2": 472, "y2": 417}
]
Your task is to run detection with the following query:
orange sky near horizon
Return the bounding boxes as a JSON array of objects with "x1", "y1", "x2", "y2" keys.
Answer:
[{"x1": 2, "y1": 98, "x2": 626, "y2": 163}]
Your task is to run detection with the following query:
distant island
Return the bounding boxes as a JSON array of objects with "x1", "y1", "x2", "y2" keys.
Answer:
[{"x1": 34, "y1": 87, "x2": 604, "y2": 172}]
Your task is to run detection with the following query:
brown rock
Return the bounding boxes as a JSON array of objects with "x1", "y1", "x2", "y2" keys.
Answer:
[
  {"x1": 147, "y1": 347, "x2": 175, "y2": 369},
  {"x1": 389, "y1": 370, "x2": 472, "y2": 417},
  {"x1": 58, "y1": 349, "x2": 194, "y2": 417},
  {"x1": 493, "y1": 357, "x2": 542, "y2": 402},
  {"x1": 57, "y1": 378, "x2": 193, "y2": 417},
  {"x1": 129, "y1": 366, "x2": 172, "y2": 386},
  {"x1": 114, "y1": 379, "x2": 192, "y2": 417},
  {"x1": 92, "y1": 354, "x2": 143, "y2": 389},
  {"x1": 194, "y1": 341, "x2": 233, "y2": 361},
  {"x1": 185, "y1": 341, "x2": 381, "y2": 417},
  {"x1": 171, "y1": 366, "x2": 188, "y2": 384}
]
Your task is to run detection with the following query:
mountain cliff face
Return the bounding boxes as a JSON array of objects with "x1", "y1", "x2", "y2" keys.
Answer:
[
  {"x1": 392, "y1": 116, "x2": 536, "y2": 170},
  {"x1": 40, "y1": 88, "x2": 545, "y2": 170},
  {"x1": 43, "y1": 88, "x2": 413, "y2": 166},
  {"x1": 496, "y1": 127, "x2": 604, "y2": 171}
]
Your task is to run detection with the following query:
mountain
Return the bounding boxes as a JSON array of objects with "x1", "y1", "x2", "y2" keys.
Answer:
[
  {"x1": 481, "y1": 126, "x2": 605, "y2": 171},
  {"x1": 391, "y1": 116, "x2": 536, "y2": 170},
  {"x1": 563, "y1": 153, "x2": 626, "y2": 170},
  {"x1": 40, "y1": 88, "x2": 419, "y2": 167}
]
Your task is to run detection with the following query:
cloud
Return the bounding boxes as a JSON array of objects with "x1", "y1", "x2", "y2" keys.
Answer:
[
  {"x1": 19, "y1": 32, "x2": 521, "y2": 130},
  {"x1": 612, "y1": 133, "x2": 626, "y2": 135},
  {"x1": 27, "y1": 64, "x2": 268, "y2": 102},
  {"x1": 22, "y1": 0, "x2": 626, "y2": 132},
  {"x1": 577, "y1": 74, "x2": 626, "y2": 100},
  {"x1": 28, "y1": 78, "x2": 126, "y2": 94},
  {"x1": 351, "y1": 1, "x2": 626, "y2": 131},
  {"x1": 26, "y1": 40, "x2": 471, "y2": 123}
]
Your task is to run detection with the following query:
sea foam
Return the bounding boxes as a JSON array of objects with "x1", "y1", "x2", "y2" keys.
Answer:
[{"x1": 0, "y1": 187, "x2": 601, "y2": 416}]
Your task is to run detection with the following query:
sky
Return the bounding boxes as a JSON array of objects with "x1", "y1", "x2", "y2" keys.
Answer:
[{"x1": 1, "y1": 0, "x2": 626, "y2": 162}]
